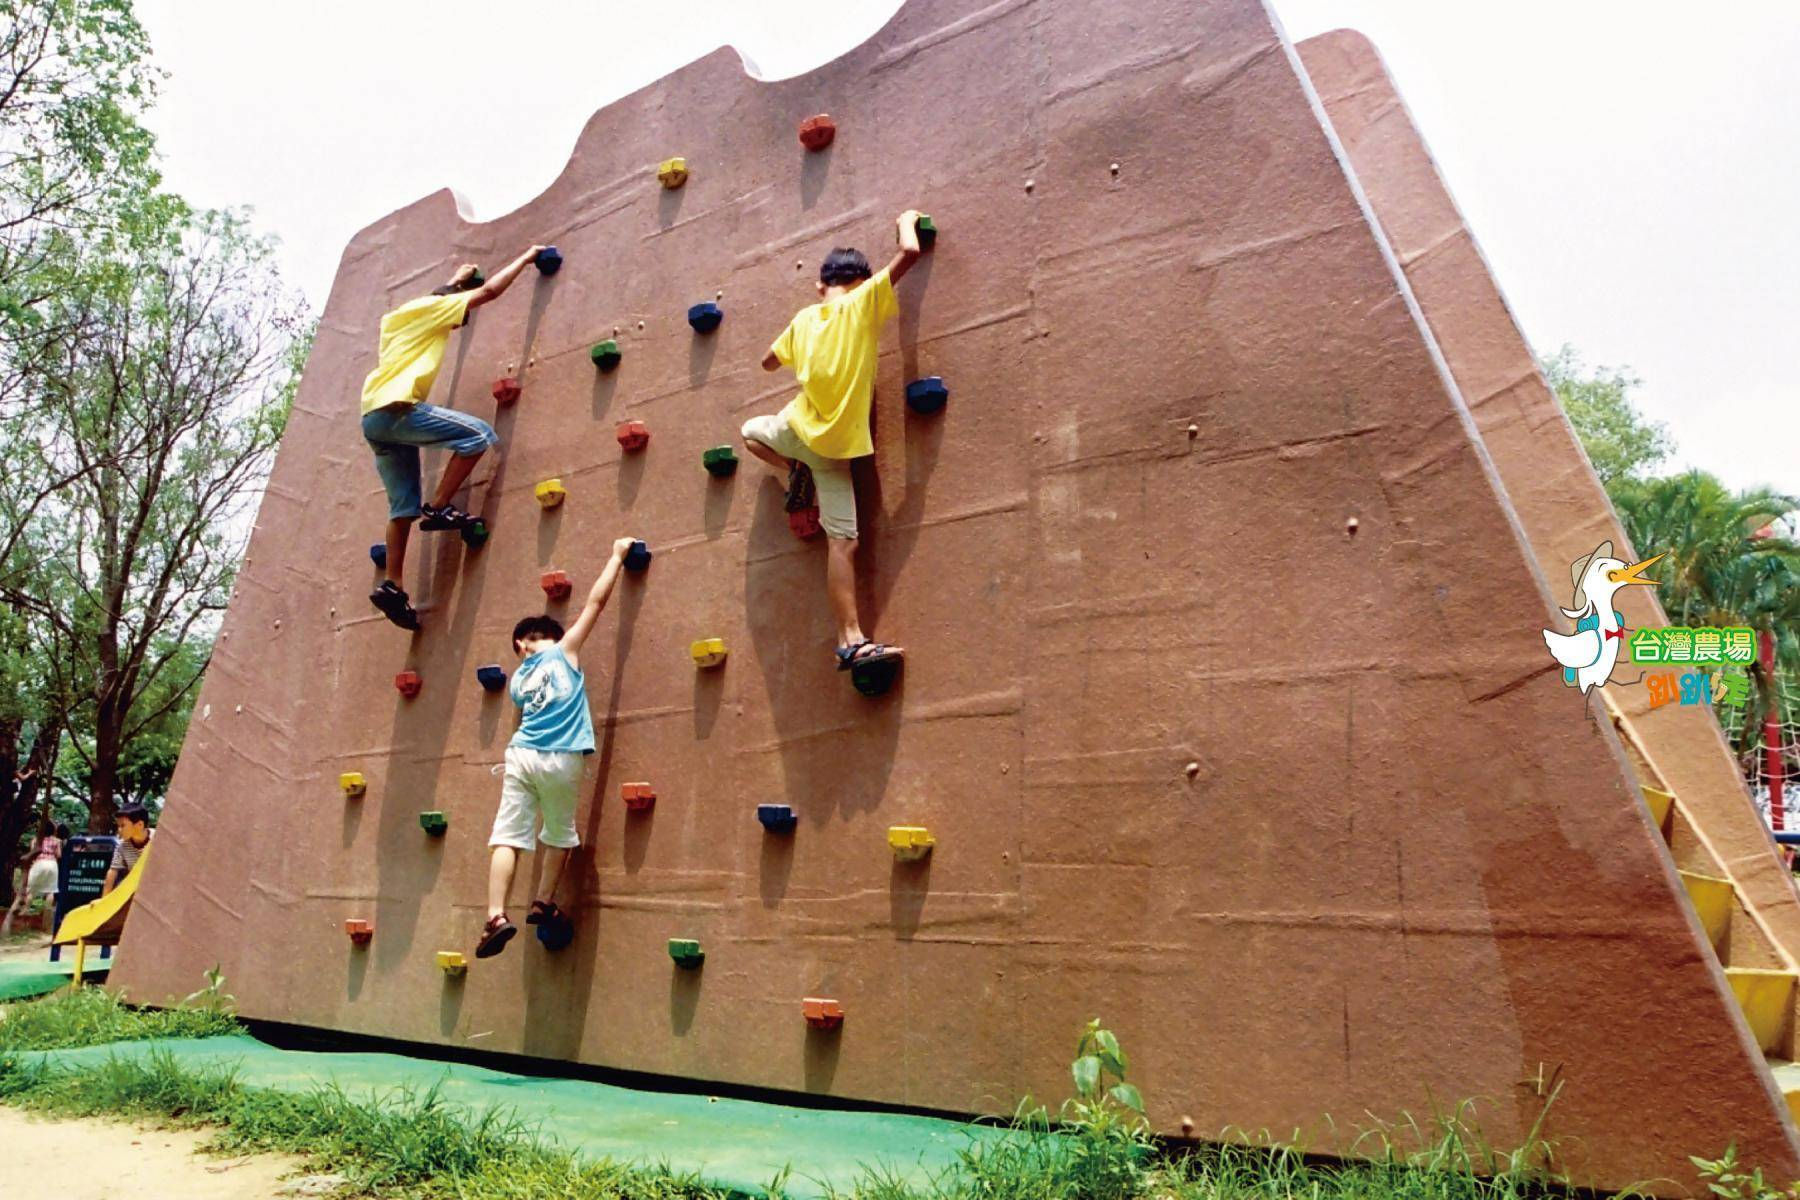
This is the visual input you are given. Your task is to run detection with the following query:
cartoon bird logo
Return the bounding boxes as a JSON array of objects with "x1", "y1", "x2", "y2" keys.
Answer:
[{"x1": 1542, "y1": 541, "x2": 1663, "y2": 693}]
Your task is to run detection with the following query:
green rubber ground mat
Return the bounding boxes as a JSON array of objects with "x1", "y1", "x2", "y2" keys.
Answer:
[
  {"x1": 0, "y1": 958, "x2": 109, "y2": 1002},
  {"x1": 21, "y1": 1034, "x2": 1010, "y2": 1195}
]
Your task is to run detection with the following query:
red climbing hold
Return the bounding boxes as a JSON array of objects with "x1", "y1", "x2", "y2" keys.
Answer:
[
  {"x1": 789, "y1": 507, "x2": 823, "y2": 540},
  {"x1": 622, "y1": 782, "x2": 656, "y2": 811},
  {"x1": 803, "y1": 997, "x2": 844, "y2": 1029},
  {"x1": 616, "y1": 420, "x2": 649, "y2": 452},
  {"x1": 541, "y1": 570, "x2": 572, "y2": 601},
  {"x1": 394, "y1": 670, "x2": 422, "y2": 698},
  {"x1": 344, "y1": 919, "x2": 373, "y2": 945},
  {"x1": 798, "y1": 113, "x2": 836, "y2": 151},
  {"x1": 492, "y1": 377, "x2": 522, "y2": 406}
]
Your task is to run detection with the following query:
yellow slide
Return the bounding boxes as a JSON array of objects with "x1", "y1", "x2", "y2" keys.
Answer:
[{"x1": 54, "y1": 843, "x2": 151, "y2": 985}]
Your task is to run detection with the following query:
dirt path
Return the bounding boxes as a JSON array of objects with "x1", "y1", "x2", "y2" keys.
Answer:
[
  {"x1": 0, "y1": 933, "x2": 55, "y2": 962},
  {"x1": 0, "y1": 1107, "x2": 323, "y2": 1198}
]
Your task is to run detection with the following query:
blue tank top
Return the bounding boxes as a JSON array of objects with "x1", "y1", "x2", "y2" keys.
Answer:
[{"x1": 509, "y1": 644, "x2": 594, "y2": 754}]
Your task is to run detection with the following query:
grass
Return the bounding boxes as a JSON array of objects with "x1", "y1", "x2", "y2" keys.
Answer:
[{"x1": 0, "y1": 989, "x2": 1580, "y2": 1200}]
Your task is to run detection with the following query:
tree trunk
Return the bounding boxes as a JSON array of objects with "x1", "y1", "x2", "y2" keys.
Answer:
[
  {"x1": 0, "y1": 717, "x2": 21, "y2": 909},
  {"x1": 89, "y1": 699, "x2": 119, "y2": 832}
]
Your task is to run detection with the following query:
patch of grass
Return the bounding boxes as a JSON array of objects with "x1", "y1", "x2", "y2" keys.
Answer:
[{"x1": 0, "y1": 983, "x2": 238, "y2": 1052}]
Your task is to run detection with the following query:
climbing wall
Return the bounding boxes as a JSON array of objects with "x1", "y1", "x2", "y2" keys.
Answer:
[{"x1": 114, "y1": 0, "x2": 1800, "y2": 1187}]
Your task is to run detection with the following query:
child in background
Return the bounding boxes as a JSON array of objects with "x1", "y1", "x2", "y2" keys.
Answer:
[
  {"x1": 477, "y1": 536, "x2": 640, "y2": 959},
  {"x1": 741, "y1": 210, "x2": 929, "y2": 671},
  {"x1": 103, "y1": 805, "x2": 152, "y2": 896}
]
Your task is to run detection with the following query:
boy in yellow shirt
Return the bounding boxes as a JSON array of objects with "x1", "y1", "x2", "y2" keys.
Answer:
[
  {"x1": 741, "y1": 211, "x2": 928, "y2": 670},
  {"x1": 362, "y1": 244, "x2": 547, "y2": 630}
]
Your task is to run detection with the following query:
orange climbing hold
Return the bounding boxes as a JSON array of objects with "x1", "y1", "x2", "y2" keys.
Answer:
[
  {"x1": 394, "y1": 671, "x2": 421, "y2": 698},
  {"x1": 622, "y1": 782, "x2": 657, "y2": 811},
  {"x1": 798, "y1": 113, "x2": 836, "y2": 150},
  {"x1": 492, "y1": 377, "x2": 521, "y2": 406},
  {"x1": 541, "y1": 570, "x2": 572, "y2": 600},
  {"x1": 616, "y1": 420, "x2": 649, "y2": 452},
  {"x1": 344, "y1": 918, "x2": 373, "y2": 944},
  {"x1": 803, "y1": 997, "x2": 844, "y2": 1029}
]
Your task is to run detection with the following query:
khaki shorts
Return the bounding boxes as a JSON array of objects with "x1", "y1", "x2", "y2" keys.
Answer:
[
  {"x1": 489, "y1": 746, "x2": 586, "y2": 851},
  {"x1": 741, "y1": 412, "x2": 857, "y2": 539}
]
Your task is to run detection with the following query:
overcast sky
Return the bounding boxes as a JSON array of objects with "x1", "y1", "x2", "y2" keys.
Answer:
[{"x1": 133, "y1": 0, "x2": 1797, "y2": 495}]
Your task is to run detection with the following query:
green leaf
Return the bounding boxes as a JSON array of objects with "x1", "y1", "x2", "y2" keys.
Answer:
[
  {"x1": 1109, "y1": 1082, "x2": 1145, "y2": 1113},
  {"x1": 1071, "y1": 1054, "x2": 1101, "y2": 1098}
]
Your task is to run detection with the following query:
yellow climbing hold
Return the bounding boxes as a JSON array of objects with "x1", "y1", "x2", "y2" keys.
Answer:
[
  {"x1": 887, "y1": 826, "x2": 936, "y2": 862},
  {"x1": 534, "y1": 479, "x2": 567, "y2": 508},
  {"x1": 690, "y1": 638, "x2": 727, "y2": 669},
  {"x1": 339, "y1": 772, "x2": 366, "y2": 798},
  {"x1": 657, "y1": 157, "x2": 688, "y2": 188},
  {"x1": 436, "y1": 950, "x2": 468, "y2": 976}
]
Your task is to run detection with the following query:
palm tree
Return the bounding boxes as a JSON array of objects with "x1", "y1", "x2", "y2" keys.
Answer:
[{"x1": 1608, "y1": 471, "x2": 1800, "y2": 769}]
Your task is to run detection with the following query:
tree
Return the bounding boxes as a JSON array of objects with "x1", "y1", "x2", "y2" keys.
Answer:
[
  {"x1": 1542, "y1": 344, "x2": 1673, "y2": 486},
  {"x1": 5, "y1": 203, "x2": 307, "y2": 829}
]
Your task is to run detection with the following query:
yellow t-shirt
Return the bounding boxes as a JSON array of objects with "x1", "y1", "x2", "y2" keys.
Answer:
[
  {"x1": 771, "y1": 269, "x2": 898, "y2": 459},
  {"x1": 359, "y1": 292, "x2": 476, "y2": 416}
]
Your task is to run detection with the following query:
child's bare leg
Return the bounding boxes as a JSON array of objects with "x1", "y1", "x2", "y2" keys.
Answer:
[
  {"x1": 384, "y1": 517, "x2": 414, "y2": 587},
  {"x1": 828, "y1": 537, "x2": 866, "y2": 649},
  {"x1": 430, "y1": 449, "x2": 486, "y2": 509},
  {"x1": 536, "y1": 846, "x2": 574, "y2": 908},
  {"x1": 486, "y1": 846, "x2": 518, "y2": 919},
  {"x1": 742, "y1": 435, "x2": 790, "y2": 474}
]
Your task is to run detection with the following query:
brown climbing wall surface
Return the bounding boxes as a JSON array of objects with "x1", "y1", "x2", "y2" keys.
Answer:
[
  {"x1": 114, "y1": 0, "x2": 1800, "y2": 1186},
  {"x1": 1296, "y1": 27, "x2": 1800, "y2": 972}
]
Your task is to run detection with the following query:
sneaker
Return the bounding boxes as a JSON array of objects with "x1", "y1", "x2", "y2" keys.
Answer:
[
  {"x1": 785, "y1": 461, "x2": 817, "y2": 513},
  {"x1": 369, "y1": 581, "x2": 420, "y2": 630}
]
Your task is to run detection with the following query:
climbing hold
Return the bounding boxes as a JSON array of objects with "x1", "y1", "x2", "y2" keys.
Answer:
[
  {"x1": 757, "y1": 804, "x2": 797, "y2": 834},
  {"x1": 541, "y1": 570, "x2": 572, "y2": 601},
  {"x1": 369, "y1": 543, "x2": 387, "y2": 568},
  {"x1": 623, "y1": 540, "x2": 652, "y2": 572},
  {"x1": 492, "y1": 376, "x2": 522, "y2": 406},
  {"x1": 534, "y1": 246, "x2": 562, "y2": 275},
  {"x1": 788, "y1": 507, "x2": 823, "y2": 540},
  {"x1": 394, "y1": 671, "x2": 422, "y2": 698},
  {"x1": 534, "y1": 479, "x2": 567, "y2": 508},
  {"x1": 900, "y1": 213, "x2": 937, "y2": 249},
  {"x1": 344, "y1": 918, "x2": 373, "y2": 945},
  {"x1": 590, "y1": 339, "x2": 622, "y2": 372},
  {"x1": 887, "y1": 826, "x2": 936, "y2": 862},
  {"x1": 1346, "y1": 516, "x2": 1359, "y2": 536},
  {"x1": 668, "y1": 938, "x2": 705, "y2": 969},
  {"x1": 419, "y1": 811, "x2": 449, "y2": 836},
  {"x1": 803, "y1": 997, "x2": 844, "y2": 1030},
  {"x1": 476, "y1": 665, "x2": 507, "y2": 693},
  {"x1": 436, "y1": 950, "x2": 467, "y2": 976},
  {"x1": 702, "y1": 446, "x2": 738, "y2": 477},
  {"x1": 657, "y1": 157, "x2": 688, "y2": 188},
  {"x1": 616, "y1": 420, "x2": 649, "y2": 452},
  {"x1": 850, "y1": 652, "x2": 902, "y2": 697},
  {"x1": 536, "y1": 911, "x2": 574, "y2": 951},
  {"x1": 461, "y1": 520, "x2": 489, "y2": 550},
  {"x1": 339, "y1": 772, "x2": 367, "y2": 799},
  {"x1": 690, "y1": 638, "x2": 728, "y2": 669},
  {"x1": 905, "y1": 376, "x2": 949, "y2": 414},
  {"x1": 621, "y1": 782, "x2": 657, "y2": 812},
  {"x1": 687, "y1": 302, "x2": 723, "y2": 334},
  {"x1": 798, "y1": 113, "x2": 836, "y2": 150}
]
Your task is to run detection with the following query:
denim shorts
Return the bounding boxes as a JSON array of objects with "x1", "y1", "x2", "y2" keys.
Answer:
[{"x1": 362, "y1": 403, "x2": 499, "y2": 520}]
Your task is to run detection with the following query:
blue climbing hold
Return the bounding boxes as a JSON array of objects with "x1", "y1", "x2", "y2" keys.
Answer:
[
  {"x1": 476, "y1": 665, "x2": 507, "y2": 693},
  {"x1": 535, "y1": 246, "x2": 562, "y2": 275},
  {"x1": 369, "y1": 543, "x2": 387, "y2": 568},
  {"x1": 905, "y1": 376, "x2": 949, "y2": 414},
  {"x1": 687, "y1": 302, "x2": 723, "y2": 334},
  {"x1": 757, "y1": 804, "x2": 798, "y2": 834},
  {"x1": 624, "y1": 540, "x2": 652, "y2": 572}
]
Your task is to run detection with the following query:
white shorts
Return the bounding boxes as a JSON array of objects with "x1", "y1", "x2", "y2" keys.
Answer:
[
  {"x1": 489, "y1": 746, "x2": 586, "y2": 851},
  {"x1": 740, "y1": 412, "x2": 858, "y2": 539},
  {"x1": 25, "y1": 859, "x2": 57, "y2": 899}
]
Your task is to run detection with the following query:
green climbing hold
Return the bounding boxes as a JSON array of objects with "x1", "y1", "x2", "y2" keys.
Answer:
[
  {"x1": 702, "y1": 446, "x2": 738, "y2": 477},
  {"x1": 668, "y1": 938, "x2": 705, "y2": 968},
  {"x1": 590, "y1": 340, "x2": 621, "y2": 372},
  {"x1": 419, "y1": 811, "x2": 449, "y2": 836}
]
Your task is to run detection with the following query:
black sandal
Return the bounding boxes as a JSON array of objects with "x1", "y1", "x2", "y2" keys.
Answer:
[
  {"x1": 836, "y1": 641, "x2": 901, "y2": 671},
  {"x1": 369, "y1": 581, "x2": 420, "y2": 630},
  {"x1": 475, "y1": 914, "x2": 516, "y2": 959},
  {"x1": 785, "y1": 461, "x2": 817, "y2": 513},
  {"x1": 420, "y1": 502, "x2": 481, "y2": 532},
  {"x1": 526, "y1": 900, "x2": 564, "y2": 926}
]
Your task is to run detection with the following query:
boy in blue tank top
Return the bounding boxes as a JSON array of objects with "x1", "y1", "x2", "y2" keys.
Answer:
[{"x1": 477, "y1": 535, "x2": 638, "y2": 959}]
